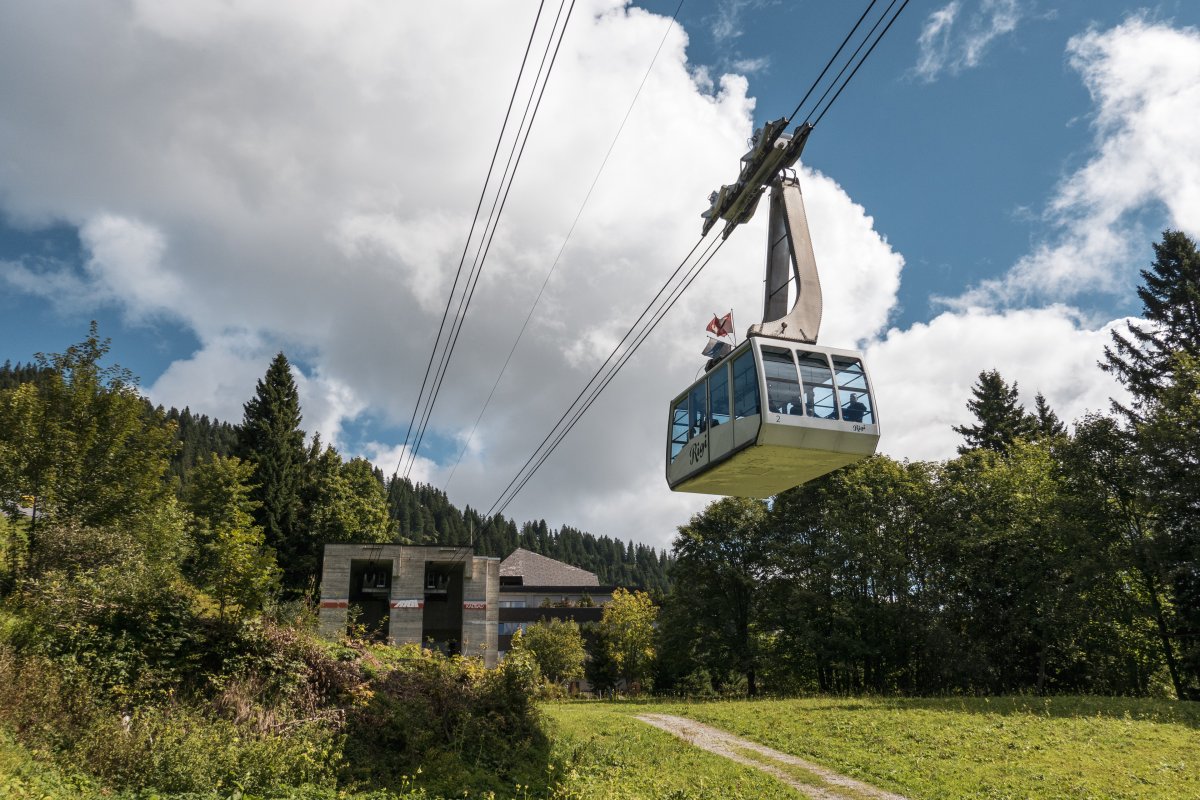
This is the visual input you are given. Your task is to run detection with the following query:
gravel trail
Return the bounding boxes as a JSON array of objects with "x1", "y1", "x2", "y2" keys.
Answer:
[{"x1": 635, "y1": 713, "x2": 909, "y2": 800}]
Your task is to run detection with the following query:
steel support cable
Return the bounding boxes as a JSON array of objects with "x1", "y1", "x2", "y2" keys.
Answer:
[
  {"x1": 809, "y1": 0, "x2": 911, "y2": 128},
  {"x1": 393, "y1": 0, "x2": 549, "y2": 481},
  {"x1": 403, "y1": 0, "x2": 572, "y2": 480},
  {"x1": 402, "y1": 0, "x2": 572, "y2": 479},
  {"x1": 402, "y1": 0, "x2": 578, "y2": 479},
  {"x1": 784, "y1": 0, "x2": 880, "y2": 127},
  {"x1": 493, "y1": 234, "x2": 729, "y2": 518},
  {"x1": 484, "y1": 0, "x2": 913, "y2": 516},
  {"x1": 443, "y1": 0, "x2": 688, "y2": 491},
  {"x1": 801, "y1": 0, "x2": 904, "y2": 129},
  {"x1": 485, "y1": 233, "x2": 719, "y2": 518}
]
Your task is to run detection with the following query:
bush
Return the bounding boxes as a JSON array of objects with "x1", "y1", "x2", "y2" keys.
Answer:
[
  {"x1": 0, "y1": 644, "x2": 344, "y2": 796},
  {"x1": 342, "y1": 645, "x2": 548, "y2": 795}
]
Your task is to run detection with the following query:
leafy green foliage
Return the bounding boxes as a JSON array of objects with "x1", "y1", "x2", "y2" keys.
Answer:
[
  {"x1": 341, "y1": 645, "x2": 548, "y2": 796},
  {"x1": 302, "y1": 443, "x2": 393, "y2": 553},
  {"x1": 594, "y1": 589, "x2": 657, "y2": 693},
  {"x1": 0, "y1": 324, "x2": 177, "y2": 577},
  {"x1": 511, "y1": 618, "x2": 586, "y2": 688},
  {"x1": 8, "y1": 519, "x2": 200, "y2": 697},
  {"x1": 666, "y1": 497, "x2": 771, "y2": 695},
  {"x1": 184, "y1": 454, "x2": 280, "y2": 621}
]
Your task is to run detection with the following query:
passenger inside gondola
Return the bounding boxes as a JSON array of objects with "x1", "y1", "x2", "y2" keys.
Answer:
[{"x1": 843, "y1": 393, "x2": 867, "y2": 422}]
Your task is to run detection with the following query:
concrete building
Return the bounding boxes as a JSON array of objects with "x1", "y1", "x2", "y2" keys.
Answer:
[
  {"x1": 497, "y1": 548, "x2": 615, "y2": 657},
  {"x1": 318, "y1": 543, "x2": 500, "y2": 668}
]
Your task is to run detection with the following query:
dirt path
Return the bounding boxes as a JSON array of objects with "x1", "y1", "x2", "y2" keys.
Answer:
[{"x1": 635, "y1": 713, "x2": 909, "y2": 800}]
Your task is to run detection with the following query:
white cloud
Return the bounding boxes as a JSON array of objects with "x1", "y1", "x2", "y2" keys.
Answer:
[
  {"x1": 712, "y1": 0, "x2": 760, "y2": 44},
  {"x1": 1, "y1": 213, "x2": 180, "y2": 322},
  {"x1": 867, "y1": 306, "x2": 1128, "y2": 461},
  {"x1": 916, "y1": 0, "x2": 1022, "y2": 82},
  {"x1": 944, "y1": 16, "x2": 1200, "y2": 307},
  {"x1": 0, "y1": 1, "x2": 1168, "y2": 553},
  {"x1": 0, "y1": 0, "x2": 787, "y2": 548}
]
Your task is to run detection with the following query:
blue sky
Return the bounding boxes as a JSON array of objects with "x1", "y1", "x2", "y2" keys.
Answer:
[{"x1": 2, "y1": 0, "x2": 1198, "y2": 547}]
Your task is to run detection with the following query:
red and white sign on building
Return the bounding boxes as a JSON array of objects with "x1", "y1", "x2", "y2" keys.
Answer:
[
  {"x1": 390, "y1": 598, "x2": 422, "y2": 609},
  {"x1": 462, "y1": 601, "x2": 486, "y2": 611}
]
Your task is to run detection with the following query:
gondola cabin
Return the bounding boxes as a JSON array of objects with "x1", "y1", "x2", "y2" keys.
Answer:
[{"x1": 666, "y1": 336, "x2": 879, "y2": 497}]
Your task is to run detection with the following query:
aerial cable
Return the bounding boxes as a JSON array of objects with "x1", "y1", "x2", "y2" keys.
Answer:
[
  {"x1": 784, "y1": 0, "x2": 880, "y2": 127},
  {"x1": 492, "y1": 234, "x2": 729, "y2": 518},
  {"x1": 803, "y1": 0, "x2": 904, "y2": 128},
  {"x1": 403, "y1": 0, "x2": 574, "y2": 478},
  {"x1": 443, "y1": 0, "x2": 688, "y2": 491},
  {"x1": 393, "y1": 0, "x2": 550, "y2": 482},
  {"x1": 484, "y1": 0, "x2": 912, "y2": 515},
  {"x1": 404, "y1": 0, "x2": 578, "y2": 479},
  {"x1": 809, "y1": 0, "x2": 911, "y2": 128},
  {"x1": 486, "y1": 232, "x2": 720, "y2": 518},
  {"x1": 400, "y1": 0, "x2": 578, "y2": 479}
]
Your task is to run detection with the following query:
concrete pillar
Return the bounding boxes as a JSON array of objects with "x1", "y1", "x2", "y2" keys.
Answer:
[
  {"x1": 390, "y1": 549, "x2": 426, "y2": 646},
  {"x1": 318, "y1": 545, "x2": 352, "y2": 638}
]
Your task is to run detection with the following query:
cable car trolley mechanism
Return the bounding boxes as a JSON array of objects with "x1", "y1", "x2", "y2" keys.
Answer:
[{"x1": 666, "y1": 121, "x2": 880, "y2": 497}]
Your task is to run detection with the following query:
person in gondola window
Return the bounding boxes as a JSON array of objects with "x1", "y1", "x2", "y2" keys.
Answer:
[{"x1": 843, "y1": 393, "x2": 867, "y2": 422}]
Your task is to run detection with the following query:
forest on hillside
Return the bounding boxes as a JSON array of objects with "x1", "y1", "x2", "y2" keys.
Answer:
[{"x1": 0, "y1": 355, "x2": 672, "y2": 593}]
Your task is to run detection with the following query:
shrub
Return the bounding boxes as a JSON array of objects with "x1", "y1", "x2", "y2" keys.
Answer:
[{"x1": 342, "y1": 645, "x2": 548, "y2": 795}]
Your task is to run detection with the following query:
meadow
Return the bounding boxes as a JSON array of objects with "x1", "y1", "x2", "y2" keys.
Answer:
[
  {"x1": 543, "y1": 696, "x2": 1200, "y2": 800},
  {"x1": 4, "y1": 695, "x2": 1199, "y2": 799}
]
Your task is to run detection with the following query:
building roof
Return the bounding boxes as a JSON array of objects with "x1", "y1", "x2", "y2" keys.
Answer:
[{"x1": 499, "y1": 548, "x2": 599, "y2": 587}]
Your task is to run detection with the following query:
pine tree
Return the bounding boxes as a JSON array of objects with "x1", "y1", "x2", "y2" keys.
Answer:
[
  {"x1": 1031, "y1": 392, "x2": 1067, "y2": 439},
  {"x1": 236, "y1": 353, "x2": 307, "y2": 589},
  {"x1": 1102, "y1": 230, "x2": 1200, "y2": 417},
  {"x1": 953, "y1": 370, "x2": 1036, "y2": 455}
]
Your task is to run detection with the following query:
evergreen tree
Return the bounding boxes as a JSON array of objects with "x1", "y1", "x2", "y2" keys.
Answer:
[
  {"x1": 236, "y1": 353, "x2": 307, "y2": 589},
  {"x1": 1099, "y1": 231, "x2": 1200, "y2": 698},
  {"x1": 1031, "y1": 392, "x2": 1067, "y2": 439},
  {"x1": 1102, "y1": 230, "x2": 1200, "y2": 417},
  {"x1": 953, "y1": 369, "x2": 1036, "y2": 454}
]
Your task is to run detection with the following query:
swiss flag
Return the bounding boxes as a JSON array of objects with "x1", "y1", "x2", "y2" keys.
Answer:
[{"x1": 706, "y1": 312, "x2": 734, "y2": 338}]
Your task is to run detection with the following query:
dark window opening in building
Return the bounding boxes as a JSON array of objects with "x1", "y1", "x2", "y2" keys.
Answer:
[
  {"x1": 422, "y1": 561, "x2": 464, "y2": 655},
  {"x1": 348, "y1": 558, "x2": 392, "y2": 641}
]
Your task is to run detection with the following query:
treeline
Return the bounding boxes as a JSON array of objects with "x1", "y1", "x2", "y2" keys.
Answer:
[
  {"x1": 387, "y1": 479, "x2": 672, "y2": 591},
  {"x1": 0, "y1": 350, "x2": 671, "y2": 594},
  {"x1": 660, "y1": 231, "x2": 1200, "y2": 700}
]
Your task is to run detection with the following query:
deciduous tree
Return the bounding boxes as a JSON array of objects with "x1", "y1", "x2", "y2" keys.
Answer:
[
  {"x1": 184, "y1": 454, "x2": 279, "y2": 620},
  {"x1": 0, "y1": 324, "x2": 176, "y2": 577},
  {"x1": 596, "y1": 588, "x2": 657, "y2": 693},
  {"x1": 510, "y1": 618, "x2": 586, "y2": 688}
]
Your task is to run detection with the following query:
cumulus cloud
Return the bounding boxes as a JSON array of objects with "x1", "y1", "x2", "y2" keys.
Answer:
[
  {"x1": 867, "y1": 306, "x2": 1129, "y2": 461},
  {"x1": 0, "y1": 0, "x2": 817, "y2": 547},
  {"x1": 915, "y1": 0, "x2": 1023, "y2": 82},
  {"x1": 944, "y1": 16, "x2": 1200, "y2": 307},
  {"x1": 0, "y1": 0, "x2": 1165, "y2": 551}
]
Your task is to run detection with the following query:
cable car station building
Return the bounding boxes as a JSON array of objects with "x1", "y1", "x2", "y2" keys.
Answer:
[{"x1": 317, "y1": 544, "x2": 501, "y2": 668}]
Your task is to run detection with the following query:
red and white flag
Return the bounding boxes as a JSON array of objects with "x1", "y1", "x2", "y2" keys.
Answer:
[{"x1": 706, "y1": 312, "x2": 734, "y2": 338}]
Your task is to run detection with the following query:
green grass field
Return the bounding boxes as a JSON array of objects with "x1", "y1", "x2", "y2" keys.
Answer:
[
  {"x1": 547, "y1": 696, "x2": 1200, "y2": 799},
  {"x1": 6, "y1": 697, "x2": 1199, "y2": 798}
]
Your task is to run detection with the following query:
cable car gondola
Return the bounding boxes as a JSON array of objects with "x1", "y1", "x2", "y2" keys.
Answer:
[{"x1": 666, "y1": 123, "x2": 880, "y2": 497}]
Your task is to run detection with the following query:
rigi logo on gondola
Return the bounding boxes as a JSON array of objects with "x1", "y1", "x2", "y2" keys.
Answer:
[{"x1": 688, "y1": 439, "x2": 707, "y2": 464}]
